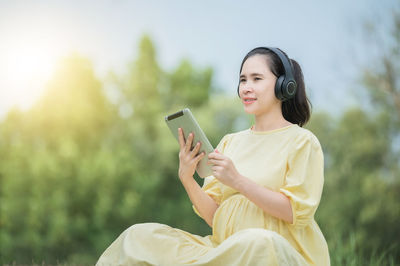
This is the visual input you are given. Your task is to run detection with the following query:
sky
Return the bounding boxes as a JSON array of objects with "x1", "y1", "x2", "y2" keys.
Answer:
[{"x1": 0, "y1": 0, "x2": 397, "y2": 121}]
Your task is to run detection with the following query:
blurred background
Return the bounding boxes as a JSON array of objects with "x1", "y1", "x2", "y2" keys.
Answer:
[{"x1": 0, "y1": 0, "x2": 399, "y2": 264}]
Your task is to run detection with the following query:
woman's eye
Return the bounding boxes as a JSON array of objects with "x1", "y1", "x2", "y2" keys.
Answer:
[
  {"x1": 254, "y1": 77, "x2": 261, "y2": 81},
  {"x1": 240, "y1": 79, "x2": 246, "y2": 83}
]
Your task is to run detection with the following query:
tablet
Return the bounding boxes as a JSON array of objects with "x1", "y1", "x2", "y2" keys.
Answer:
[{"x1": 165, "y1": 108, "x2": 214, "y2": 178}]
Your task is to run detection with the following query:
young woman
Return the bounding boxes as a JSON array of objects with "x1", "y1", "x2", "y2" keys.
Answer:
[{"x1": 96, "y1": 47, "x2": 330, "y2": 265}]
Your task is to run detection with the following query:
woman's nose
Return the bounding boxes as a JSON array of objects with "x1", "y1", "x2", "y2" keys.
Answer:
[{"x1": 241, "y1": 85, "x2": 253, "y2": 94}]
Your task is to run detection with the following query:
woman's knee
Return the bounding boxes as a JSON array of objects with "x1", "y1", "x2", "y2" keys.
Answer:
[
  {"x1": 235, "y1": 228, "x2": 283, "y2": 245},
  {"x1": 124, "y1": 222, "x2": 170, "y2": 236}
]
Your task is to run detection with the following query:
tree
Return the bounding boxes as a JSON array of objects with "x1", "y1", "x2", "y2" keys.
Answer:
[{"x1": 310, "y1": 8, "x2": 400, "y2": 262}]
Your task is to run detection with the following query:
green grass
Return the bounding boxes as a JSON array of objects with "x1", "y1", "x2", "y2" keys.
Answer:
[
  {"x1": 328, "y1": 233, "x2": 399, "y2": 266},
  {"x1": 2, "y1": 235, "x2": 399, "y2": 266},
  {"x1": 2, "y1": 253, "x2": 399, "y2": 266}
]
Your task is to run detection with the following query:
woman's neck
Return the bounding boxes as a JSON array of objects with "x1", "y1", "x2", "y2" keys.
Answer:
[{"x1": 252, "y1": 108, "x2": 292, "y2": 132}]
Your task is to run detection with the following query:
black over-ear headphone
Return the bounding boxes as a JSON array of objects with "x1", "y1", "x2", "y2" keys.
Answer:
[{"x1": 238, "y1": 47, "x2": 297, "y2": 102}]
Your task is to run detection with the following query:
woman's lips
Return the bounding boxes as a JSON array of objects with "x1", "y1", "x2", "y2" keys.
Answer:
[{"x1": 243, "y1": 99, "x2": 256, "y2": 104}]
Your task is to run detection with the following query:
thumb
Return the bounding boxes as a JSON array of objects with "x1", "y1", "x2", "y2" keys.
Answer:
[{"x1": 215, "y1": 149, "x2": 219, "y2": 153}]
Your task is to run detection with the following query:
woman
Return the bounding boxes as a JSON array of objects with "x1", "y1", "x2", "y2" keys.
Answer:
[{"x1": 96, "y1": 47, "x2": 330, "y2": 265}]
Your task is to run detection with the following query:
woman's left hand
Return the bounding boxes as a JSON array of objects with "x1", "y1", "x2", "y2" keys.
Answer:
[{"x1": 208, "y1": 150, "x2": 242, "y2": 189}]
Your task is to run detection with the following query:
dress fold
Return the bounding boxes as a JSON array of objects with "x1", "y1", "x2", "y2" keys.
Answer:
[{"x1": 97, "y1": 125, "x2": 330, "y2": 265}]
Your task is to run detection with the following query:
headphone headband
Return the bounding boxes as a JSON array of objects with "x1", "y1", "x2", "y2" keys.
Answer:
[
  {"x1": 264, "y1": 47, "x2": 295, "y2": 81},
  {"x1": 239, "y1": 46, "x2": 297, "y2": 101}
]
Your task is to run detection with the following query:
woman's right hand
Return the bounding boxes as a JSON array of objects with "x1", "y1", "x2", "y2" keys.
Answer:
[{"x1": 178, "y1": 128, "x2": 205, "y2": 181}]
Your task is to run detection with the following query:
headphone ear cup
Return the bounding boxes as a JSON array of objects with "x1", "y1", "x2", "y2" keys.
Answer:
[
  {"x1": 275, "y1": 75, "x2": 285, "y2": 101},
  {"x1": 282, "y1": 79, "x2": 297, "y2": 101}
]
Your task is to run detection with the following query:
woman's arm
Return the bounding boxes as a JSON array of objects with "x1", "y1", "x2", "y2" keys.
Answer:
[
  {"x1": 233, "y1": 175, "x2": 293, "y2": 223},
  {"x1": 179, "y1": 176, "x2": 219, "y2": 227},
  {"x1": 207, "y1": 150, "x2": 293, "y2": 224}
]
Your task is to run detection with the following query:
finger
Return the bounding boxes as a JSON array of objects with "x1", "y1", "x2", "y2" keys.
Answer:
[
  {"x1": 208, "y1": 152, "x2": 224, "y2": 160},
  {"x1": 207, "y1": 158, "x2": 220, "y2": 165},
  {"x1": 191, "y1": 141, "x2": 202, "y2": 156},
  {"x1": 211, "y1": 165, "x2": 222, "y2": 172},
  {"x1": 195, "y1": 151, "x2": 206, "y2": 163},
  {"x1": 185, "y1": 132, "x2": 194, "y2": 152},
  {"x1": 178, "y1": 128, "x2": 185, "y2": 148}
]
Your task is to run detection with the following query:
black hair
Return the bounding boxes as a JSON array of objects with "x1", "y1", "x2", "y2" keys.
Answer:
[{"x1": 237, "y1": 47, "x2": 312, "y2": 127}]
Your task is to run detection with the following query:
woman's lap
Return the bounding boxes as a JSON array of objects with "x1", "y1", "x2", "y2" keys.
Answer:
[{"x1": 96, "y1": 223, "x2": 308, "y2": 266}]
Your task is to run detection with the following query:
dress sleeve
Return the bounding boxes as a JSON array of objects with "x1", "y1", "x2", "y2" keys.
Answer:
[
  {"x1": 192, "y1": 133, "x2": 232, "y2": 217},
  {"x1": 279, "y1": 132, "x2": 325, "y2": 228}
]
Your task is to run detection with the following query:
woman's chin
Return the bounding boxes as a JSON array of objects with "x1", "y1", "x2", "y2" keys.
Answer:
[{"x1": 243, "y1": 105, "x2": 256, "y2": 114}]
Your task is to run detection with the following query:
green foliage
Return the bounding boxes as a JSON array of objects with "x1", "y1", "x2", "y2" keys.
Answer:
[
  {"x1": 309, "y1": 108, "x2": 400, "y2": 262},
  {"x1": 1, "y1": 33, "x2": 399, "y2": 265},
  {"x1": 165, "y1": 59, "x2": 213, "y2": 109},
  {"x1": 0, "y1": 35, "x2": 221, "y2": 264}
]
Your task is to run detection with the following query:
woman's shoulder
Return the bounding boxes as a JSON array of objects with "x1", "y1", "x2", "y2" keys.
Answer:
[
  {"x1": 225, "y1": 124, "x2": 318, "y2": 139},
  {"x1": 218, "y1": 124, "x2": 322, "y2": 149},
  {"x1": 290, "y1": 125, "x2": 322, "y2": 151},
  {"x1": 219, "y1": 128, "x2": 247, "y2": 142},
  {"x1": 215, "y1": 130, "x2": 246, "y2": 153}
]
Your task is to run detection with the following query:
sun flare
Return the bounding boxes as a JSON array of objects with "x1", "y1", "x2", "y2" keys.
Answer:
[{"x1": 0, "y1": 31, "x2": 67, "y2": 111}]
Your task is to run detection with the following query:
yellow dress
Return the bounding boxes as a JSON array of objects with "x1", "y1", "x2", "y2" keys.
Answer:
[{"x1": 96, "y1": 124, "x2": 330, "y2": 265}]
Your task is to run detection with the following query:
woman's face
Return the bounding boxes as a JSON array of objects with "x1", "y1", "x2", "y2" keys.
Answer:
[{"x1": 238, "y1": 54, "x2": 280, "y2": 115}]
